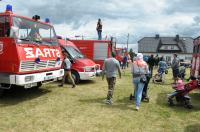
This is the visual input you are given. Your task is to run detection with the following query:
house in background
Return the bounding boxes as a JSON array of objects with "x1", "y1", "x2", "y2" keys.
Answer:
[{"x1": 138, "y1": 34, "x2": 193, "y2": 64}]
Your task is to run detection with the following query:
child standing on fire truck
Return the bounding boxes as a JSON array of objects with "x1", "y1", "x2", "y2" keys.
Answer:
[{"x1": 59, "y1": 53, "x2": 76, "y2": 88}]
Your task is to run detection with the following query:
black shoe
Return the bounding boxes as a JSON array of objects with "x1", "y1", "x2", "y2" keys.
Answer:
[
  {"x1": 129, "y1": 94, "x2": 134, "y2": 100},
  {"x1": 58, "y1": 84, "x2": 63, "y2": 87},
  {"x1": 142, "y1": 97, "x2": 150, "y2": 102},
  {"x1": 72, "y1": 84, "x2": 76, "y2": 88}
]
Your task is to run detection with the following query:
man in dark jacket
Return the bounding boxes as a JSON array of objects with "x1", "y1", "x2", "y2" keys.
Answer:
[{"x1": 147, "y1": 54, "x2": 155, "y2": 76}]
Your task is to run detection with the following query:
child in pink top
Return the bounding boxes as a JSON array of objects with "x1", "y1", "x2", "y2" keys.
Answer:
[
  {"x1": 172, "y1": 78, "x2": 184, "y2": 91},
  {"x1": 168, "y1": 77, "x2": 185, "y2": 99}
]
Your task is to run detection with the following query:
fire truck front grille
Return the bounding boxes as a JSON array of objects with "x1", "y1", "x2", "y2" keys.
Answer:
[
  {"x1": 20, "y1": 60, "x2": 57, "y2": 72},
  {"x1": 48, "y1": 60, "x2": 57, "y2": 68}
]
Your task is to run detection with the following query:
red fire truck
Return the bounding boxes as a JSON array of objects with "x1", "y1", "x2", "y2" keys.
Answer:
[
  {"x1": 191, "y1": 36, "x2": 200, "y2": 77},
  {"x1": 70, "y1": 39, "x2": 116, "y2": 69},
  {"x1": 0, "y1": 5, "x2": 64, "y2": 95},
  {"x1": 58, "y1": 38, "x2": 100, "y2": 83}
]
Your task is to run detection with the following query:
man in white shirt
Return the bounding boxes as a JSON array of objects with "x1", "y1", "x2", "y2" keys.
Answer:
[{"x1": 59, "y1": 53, "x2": 76, "y2": 88}]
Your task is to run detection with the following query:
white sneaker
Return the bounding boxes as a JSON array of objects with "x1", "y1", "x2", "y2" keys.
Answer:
[{"x1": 136, "y1": 106, "x2": 139, "y2": 111}]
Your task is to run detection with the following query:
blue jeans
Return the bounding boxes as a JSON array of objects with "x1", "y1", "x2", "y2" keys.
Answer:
[
  {"x1": 133, "y1": 78, "x2": 145, "y2": 107},
  {"x1": 97, "y1": 30, "x2": 102, "y2": 40}
]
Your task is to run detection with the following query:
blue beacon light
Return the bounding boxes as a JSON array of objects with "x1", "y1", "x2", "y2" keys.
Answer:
[
  {"x1": 6, "y1": 4, "x2": 12, "y2": 12},
  {"x1": 35, "y1": 58, "x2": 41, "y2": 63},
  {"x1": 45, "y1": 18, "x2": 50, "y2": 23},
  {"x1": 56, "y1": 57, "x2": 61, "y2": 62}
]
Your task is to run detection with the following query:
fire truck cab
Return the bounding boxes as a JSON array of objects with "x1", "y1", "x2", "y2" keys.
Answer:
[
  {"x1": 70, "y1": 38, "x2": 116, "y2": 69},
  {"x1": 0, "y1": 5, "x2": 64, "y2": 95},
  {"x1": 58, "y1": 38, "x2": 99, "y2": 83}
]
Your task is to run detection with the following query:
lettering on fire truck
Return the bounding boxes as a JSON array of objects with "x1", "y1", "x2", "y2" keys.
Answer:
[{"x1": 24, "y1": 48, "x2": 61, "y2": 58}]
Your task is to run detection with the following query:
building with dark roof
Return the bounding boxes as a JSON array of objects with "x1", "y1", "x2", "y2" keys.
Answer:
[{"x1": 138, "y1": 34, "x2": 193, "y2": 63}]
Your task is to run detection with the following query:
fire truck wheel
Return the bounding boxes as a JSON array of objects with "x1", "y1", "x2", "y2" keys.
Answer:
[
  {"x1": 0, "y1": 89, "x2": 4, "y2": 97},
  {"x1": 71, "y1": 71, "x2": 80, "y2": 84}
]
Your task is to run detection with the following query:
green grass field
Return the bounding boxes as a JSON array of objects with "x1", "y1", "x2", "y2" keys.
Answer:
[{"x1": 0, "y1": 68, "x2": 200, "y2": 132}]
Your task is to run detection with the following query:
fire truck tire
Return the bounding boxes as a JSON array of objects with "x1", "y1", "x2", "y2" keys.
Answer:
[
  {"x1": 71, "y1": 71, "x2": 80, "y2": 84},
  {"x1": 0, "y1": 89, "x2": 4, "y2": 97}
]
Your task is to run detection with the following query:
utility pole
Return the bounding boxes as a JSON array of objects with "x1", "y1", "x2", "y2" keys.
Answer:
[{"x1": 127, "y1": 33, "x2": 129, "y2": 52}]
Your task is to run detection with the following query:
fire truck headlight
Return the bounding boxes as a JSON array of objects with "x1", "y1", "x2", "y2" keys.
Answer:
[{"x1": 25, "y1": 76, "x2": 34, "y2": 82}]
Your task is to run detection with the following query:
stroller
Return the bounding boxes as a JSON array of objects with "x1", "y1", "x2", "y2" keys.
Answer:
[
  {"x1": 168, "y1": 76, "x2": 199, "y2": 109},
  {"x1": 152, "y1": 67, "x2": 167, "y2": 83},
  {"x1": 130, "y1": 74, "x2": 151, "y2": 102}
]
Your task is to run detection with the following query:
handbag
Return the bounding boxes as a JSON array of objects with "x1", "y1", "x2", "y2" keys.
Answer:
[{"x1": 140, "y1": 76, "x2": 147, "y2": 83}]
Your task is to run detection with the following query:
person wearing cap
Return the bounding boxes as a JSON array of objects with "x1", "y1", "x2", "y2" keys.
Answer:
[
  {"x1": 131, "y1": 53, "x2": 149, "y2": 111},
  {"x1": 102, "y1": 52, "x2": 121, "y2": 105}
]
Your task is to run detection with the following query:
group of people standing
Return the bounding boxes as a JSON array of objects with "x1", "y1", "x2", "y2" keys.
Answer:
[
  {"x1": 60, "y1": 18, "x2": 182, "y2": 111},
  {"x1": 102, "y1": 52, "x2": 149, "y2": 110},
  {"x1": 102, "y1": 52, "x2": 181, "y2": 111},
  {"x1": 147, "y1": 54, "x2": 180, "y2": 82},
  {"x1": 121, "y1": 53, "x2": 130, "y2": 69}
]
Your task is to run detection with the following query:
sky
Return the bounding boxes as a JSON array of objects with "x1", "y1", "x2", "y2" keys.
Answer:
[{"x1": 1, "y1": 0, "x2": 200, "y2": 51}]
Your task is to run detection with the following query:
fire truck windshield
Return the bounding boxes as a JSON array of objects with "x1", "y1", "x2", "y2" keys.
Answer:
[
  {"x1": 11, "y1": 17, "x2": 57, "y2": 45},
  {"x1": 64, "y1": 46, "x2": 84, "y2": 59}
]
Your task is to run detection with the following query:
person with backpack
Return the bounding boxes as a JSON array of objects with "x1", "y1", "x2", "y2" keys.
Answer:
[{"x1": 131, "y1": 53, "x2": 149, "y2": 111}]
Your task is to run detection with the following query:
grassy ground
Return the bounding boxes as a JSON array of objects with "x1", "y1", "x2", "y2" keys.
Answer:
[{"x1": 1, "y1": 68, "x2": 200, "y2": 132}]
